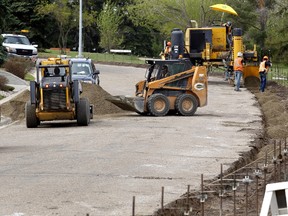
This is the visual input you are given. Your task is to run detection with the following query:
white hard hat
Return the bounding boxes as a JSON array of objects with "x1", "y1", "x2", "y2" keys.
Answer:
[{"x1": 237, "y1": 52, "x2": 243, "y2": 57}]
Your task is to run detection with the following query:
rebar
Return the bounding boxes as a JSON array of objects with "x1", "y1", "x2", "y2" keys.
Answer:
[
  {"x1": 285, "y1": 138, "x2": 288, "y2": 180},
  {"x1": 263, "y1": 151, "x2": 268, "y2": 191},
  {"x1": 186, "y1": 185, "x2": 190, "y2": 213},
  {"x1": 255, "y1": 163, "x2": 260, "y2": 216},
  {"x1": 273, "y1": 140, "x2": 277, "y2": 181},
  {"x1": 161, "y1": 186, "x2": 164, "y2": 211},
  {"x1": 278, "y1": 140, "x2": 283, "y2": 181},
  {"x1": 220, "y1": 164, "x2": 223, "y2": 216},
  {"x1": 132, "y1": 196, "x2": 135, "y2": 216},
  {"x1": 201, "y1": 174, "x2": 204, "y2": 216},
  {"x1": 233, "y1": 174, "x2": 237, "y2": 216}
]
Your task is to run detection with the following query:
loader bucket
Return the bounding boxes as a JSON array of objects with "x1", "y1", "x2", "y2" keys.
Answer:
[
  {"x1": 106, "y1": 95, "x2": 145, "y2": 114},
  {"x1": 243, "y1": 65, "x2": 260, "y2": 88}
]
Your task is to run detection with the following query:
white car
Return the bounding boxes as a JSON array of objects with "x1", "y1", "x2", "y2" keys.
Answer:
[{"x1": 1, "y1": 33, "x2": 38, "y2": 62}]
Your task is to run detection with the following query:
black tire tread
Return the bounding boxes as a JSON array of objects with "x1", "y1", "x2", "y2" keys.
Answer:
[
  {"x1": 147, "y1": 93, "x2": 170, "y2": 116},
  {"x1": 175, "y1": 94, "x2": 198, "y2": 116}
]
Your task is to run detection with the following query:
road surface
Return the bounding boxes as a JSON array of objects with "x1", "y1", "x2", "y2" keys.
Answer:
[{"x1": 0, "y1": 64, "x2": 262, "y2": 215}]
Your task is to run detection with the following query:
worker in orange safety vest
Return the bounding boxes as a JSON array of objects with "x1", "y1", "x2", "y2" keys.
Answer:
[
  {"x1": 164, "y1": 41, "x2": 172, "y2": 60},
  {"x1": 259, "y1": 56, "x2": 271, "y2": 92},
  {"x1": 233, "y1": 52, "x2": 244, "y2": 91}
]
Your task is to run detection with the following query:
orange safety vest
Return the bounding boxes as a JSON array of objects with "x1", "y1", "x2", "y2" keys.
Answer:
[
  {"x1": 259, "y1": 60, "x2": 268, "y2": 73},
  {"x1": 234, "y1": 57, "x2": 243, "y2": 71}
]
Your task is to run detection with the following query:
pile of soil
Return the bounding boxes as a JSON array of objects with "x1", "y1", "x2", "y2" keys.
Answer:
[
  {"x1": 0, "y1": 83, "x2": 126, "y2": 121},
  {"x1": 0, "y1": 90, "x2": 30, "y2": 121},
  {"x1": 81, "y1": 83, "x2": 125, "y2": 115}
]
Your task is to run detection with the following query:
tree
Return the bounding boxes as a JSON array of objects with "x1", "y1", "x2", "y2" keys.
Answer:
[
  {"x1": 97, "y1": 1, "x2": 123, "y2": 52},
  {"x1": 265, "y1": 0, "x2": 288, "y2": 61},
  {"x1": 126, "y1": 0, "x2": 224, "y2": 37},
  {"x1": 36, "y1": 0, "x2": 95, "y2": 53}
]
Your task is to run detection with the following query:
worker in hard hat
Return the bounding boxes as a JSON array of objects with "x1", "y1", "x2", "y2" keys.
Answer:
[
  {"x1": 222, "y1": 21, "x2": 232, "y2": 48},
  {"x1": 259, "y1": 55, "x2": 271, "y2": 92},
  {"x1": 233, "y1": 52, "x2": 244, "y2": 91},
  {"x1": 164, "y1": 41, "x2": 172, "y2": 60}
]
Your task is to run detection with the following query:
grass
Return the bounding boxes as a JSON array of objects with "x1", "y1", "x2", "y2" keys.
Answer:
[
  {"x1": 38, "y1": 49, "x2": 146, "y2": 65},
  {"x1": 24, "y1": 73, "x2": 35, "y2": 81},
  {"x1": 267, "y1": 64, "x2": 288, "y2": 87}
]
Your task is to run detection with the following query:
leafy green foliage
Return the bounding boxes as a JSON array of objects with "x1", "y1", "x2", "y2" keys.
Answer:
[
  {"x1": 0, "y1": 36, "x2": 7, "y2": 65},
  {"x1": 97, "y1": 1, "x2": 123, "y2": 52},
  {"x1": 0, "y1": 0, "x2": 287, "y2": 60},
  {"x1": 36, "y1": 0, "x2": 96, "y2": 53}
]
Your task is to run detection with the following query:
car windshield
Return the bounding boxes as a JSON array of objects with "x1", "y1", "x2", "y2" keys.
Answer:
[
  {"x1": 71, "y1": 62, "x2": 91, "y2": 75},
  {"x1": 43, "y1": 67, "x2": 66, "y2": 77},
  {"x1": 3, "y1": 36, "x2": 31, "y2": 45}
]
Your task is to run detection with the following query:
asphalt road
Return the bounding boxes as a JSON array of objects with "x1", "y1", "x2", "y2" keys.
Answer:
[{"x1": 0, "y1": 64, "x2": 262, "y2": 216}]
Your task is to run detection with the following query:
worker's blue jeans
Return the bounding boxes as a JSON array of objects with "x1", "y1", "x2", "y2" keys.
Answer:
[
  {"x1": 259, "y1": 72, "x2": 267, "y2": 92},
  {"x1": 234, "y1": 70, "x2": 242, "y2": 91}
]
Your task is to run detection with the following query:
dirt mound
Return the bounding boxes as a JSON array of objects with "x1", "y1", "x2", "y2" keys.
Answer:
[
  {"x1": 244, "y1": 76, "x2": 260, "y2": 88},
  {"x1": 81, "y1": 83, "x2": 126, "y2": 115},
  {"x1": 252, "y1": 81, "x2": 288, "y2": 139},
  {"x1": 0, "y1": 83, "x2": 126, "y2": 121},
  {"x1": 0, "y1": 90, "x2": 30, "y2": 121}
]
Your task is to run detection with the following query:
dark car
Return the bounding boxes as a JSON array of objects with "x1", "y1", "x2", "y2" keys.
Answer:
[{"x1": 70, "y1": 58, "x2": 100, "y2": 85}]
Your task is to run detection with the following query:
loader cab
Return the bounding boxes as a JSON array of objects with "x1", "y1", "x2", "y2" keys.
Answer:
[{"x1": 145, "y1": 59, "x2": 193, "y2": 82}]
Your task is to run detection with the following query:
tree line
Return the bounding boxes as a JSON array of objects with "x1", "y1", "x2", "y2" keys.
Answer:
[{"x1": 0, "y1": 0, "x2": 287, "y2": 62}]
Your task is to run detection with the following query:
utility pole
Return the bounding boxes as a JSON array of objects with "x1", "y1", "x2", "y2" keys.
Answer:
[{"x1": 78, "y1": 0, "x2": 83, "y2": 57}]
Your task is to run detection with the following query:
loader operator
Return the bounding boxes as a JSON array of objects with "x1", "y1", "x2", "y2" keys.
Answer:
[
  {"x1": 164, "y1": 42, "x2": 172, "y2": 60},
  {"x1": 160, "y1": 65, "x2": 170, "y2": 79},
  {"x1": 259, "y1": 56, "x2": 271, "y2": 92},
  {"x1": 54, "y1": 66, "x2": 60, "y2": 76}
]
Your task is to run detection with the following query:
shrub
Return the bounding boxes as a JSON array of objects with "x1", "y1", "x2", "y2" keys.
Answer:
[
  {"x1": 0, "y1": 36, "x2": 7, "y2": 66},
  {"x1": 3, "y1": 57, "x2": 34, "y2": 79},
  {"x1": 0, "y1": 75, "x2": 8, "y2": 90}
]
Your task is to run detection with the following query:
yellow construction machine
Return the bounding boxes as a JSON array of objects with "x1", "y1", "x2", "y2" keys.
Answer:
[
  {"x1": 169, "y1": 23, "x2": 260, "y2": 86},
  {"x1": 107, "y1": 59, "x2": 207, "y2": 116},
  {"x1": 25, "y1": 58, "x2": 92, "y2": 127}
]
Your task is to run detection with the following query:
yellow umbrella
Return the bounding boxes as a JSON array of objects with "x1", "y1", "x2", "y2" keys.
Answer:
[{"x1": 210, "y1": 4, "x2": 238, "y2": 16}]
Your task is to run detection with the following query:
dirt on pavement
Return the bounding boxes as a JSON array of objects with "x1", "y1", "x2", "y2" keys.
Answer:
[
  {"x1": 1, "y1": 73, "x2": 288, "y2": 215},
  {"x1": 0, "y1": 83, "x2": 126, "y2": 121}
]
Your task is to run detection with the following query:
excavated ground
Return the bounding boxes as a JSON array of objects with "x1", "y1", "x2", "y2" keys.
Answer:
[
  {"x1": 153, "y1": 77, "x2": 288, "y2": 216},
  {"x1": 0, "y1": 74, "x2": 288, "y2": 215}
]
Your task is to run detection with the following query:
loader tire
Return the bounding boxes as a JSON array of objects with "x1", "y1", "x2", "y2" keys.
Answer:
[
  {"x1": 25, "y1": 102, "x2": 39, "y2": 128},
  {"x1": 77, "y1": 98, "x2": 90, "y2": 126},
  {"x1": 175, "y1": 94, "x2": 198, "y2": 116},
  {"x1": 147, "y1": 93, "x2": 170, "y2": 116}
]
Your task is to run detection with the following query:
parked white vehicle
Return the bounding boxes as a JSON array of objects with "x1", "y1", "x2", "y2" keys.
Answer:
[{"x1": 1, "y1": 33, "x2": 38, "y2": 62}]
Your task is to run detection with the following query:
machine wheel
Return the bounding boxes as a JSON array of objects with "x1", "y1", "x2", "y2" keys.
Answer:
[
  {"x1": 96, "y1": 75, "x2": 100, "y2": 85},
  {"x1": 25, "y1": 102, "x2": 39, "y2": 128},
  {"x1": 147, "y1": 93, "x2": 170, "y2": 116},
  {"x1": 77, "y1": 98, "x2": 90, "y2": 126},
  {"x1": 175, "y1": 94, "x2": 198, "y2": 116}
]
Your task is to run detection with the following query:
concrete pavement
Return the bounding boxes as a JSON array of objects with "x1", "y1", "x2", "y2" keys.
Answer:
[{"x1": 0, "y1": 65, "x2": 263, "y2": 215}]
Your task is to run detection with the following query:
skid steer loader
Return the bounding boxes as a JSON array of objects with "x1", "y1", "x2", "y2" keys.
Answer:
[
  {"x1": 107, "y1": 59, "x2": 207, "y2": 116},
  {"x1": 25, "y1": 58, "x2": 92, "y2": 128}
]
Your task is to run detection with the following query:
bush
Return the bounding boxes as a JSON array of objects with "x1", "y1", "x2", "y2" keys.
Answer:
[
  {"x1": 0, "y1": 75, "x2": 8, "y2": 90},
  {"x1": 3, "y1": 57, "x2": 34, "y2": 79},
  {"x1": 0, "y1": 36, "x2": 7, "y2": 66}
]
